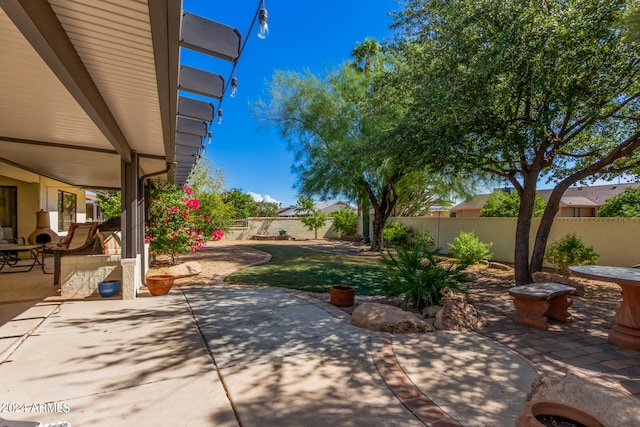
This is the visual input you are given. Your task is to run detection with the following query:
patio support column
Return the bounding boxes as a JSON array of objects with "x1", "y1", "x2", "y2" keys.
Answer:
[
  {"x1": 121, "y1": 152, "x2": 143, "y2": 299},
  {"x1": 121, "y1": 152, "x2": 140, "y2": 258}
]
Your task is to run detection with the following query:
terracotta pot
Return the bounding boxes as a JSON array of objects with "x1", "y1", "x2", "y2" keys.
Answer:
[
  {"x1": 145, "y1": 274, "x2": 175, "y2": 296},
  {"x1": 330, "y1": 285, "x2": 355, "y2": 307},
  {"x1": 515, "y1": 400, "x2": 609, "y2": 427}
]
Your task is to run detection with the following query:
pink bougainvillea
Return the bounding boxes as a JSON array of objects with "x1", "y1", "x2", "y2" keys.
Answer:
[
  {"x1": 211, "y1": 229, "x2": 224, "y2": 241},
  {"x1": 146, "y1": 184, "x2": 208, "y2": 264}
]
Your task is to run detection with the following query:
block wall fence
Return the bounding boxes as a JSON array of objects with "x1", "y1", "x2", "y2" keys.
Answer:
[
  {"x1": 389, "y1": 217, "x2": 640, "y2": 267},
  {"x1": 223, "y1": 215, "x2": 639, "y2": 267}
]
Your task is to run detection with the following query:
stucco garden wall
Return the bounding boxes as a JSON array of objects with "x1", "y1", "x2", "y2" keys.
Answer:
[
  {"x1": 223, "y1": 217, "x2": 340, "y2": 241},
  {"x1": 391, "y1": 217, "x2": 640, "y2": 267}
]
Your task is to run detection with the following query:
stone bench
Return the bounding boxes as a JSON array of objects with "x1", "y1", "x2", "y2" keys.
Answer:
[{"x1": 508, "y1": 282, "x2": 575, "y2": 330}]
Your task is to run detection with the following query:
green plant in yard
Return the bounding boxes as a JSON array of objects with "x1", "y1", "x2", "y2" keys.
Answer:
[
  {"x1": 544, "y1": 233, "x2": 599, "y2": 277},
  {"x1": 448, "y1": 232, "x2": 493, "y2": 265},
  {"x1": 332, "y1": 207, "x2": 358, "y2": 236},
  {"x1": 412, "y1": 229, "x2": 435, "y2": 251},
  {"x1": 383, "y1": 221, "x2": 411, "y2": 246},
  {"x1": 295, "y1": 196, "x2": 329, "y2": 239},
  {"x1": 380, "y1": 245, "x2": 470, "y2": 311}
]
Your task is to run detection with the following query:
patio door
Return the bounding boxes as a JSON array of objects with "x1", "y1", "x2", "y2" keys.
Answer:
[{"x1": 0, "y1": 186, "x2": 18, "y2": 239}]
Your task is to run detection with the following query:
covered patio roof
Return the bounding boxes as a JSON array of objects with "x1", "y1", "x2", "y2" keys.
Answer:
[{"x1": 0, "y1": 0, "x2": 242, "y2": 188}]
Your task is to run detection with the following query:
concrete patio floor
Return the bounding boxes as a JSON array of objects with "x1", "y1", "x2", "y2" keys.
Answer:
[{"x1": 0, "y1": 243, "x2": 639, "y2": 426}]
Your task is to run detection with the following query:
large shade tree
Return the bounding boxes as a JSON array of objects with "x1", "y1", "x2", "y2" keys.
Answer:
[
  {"x1": 393, "y1": 0, "x2": 640, "y2": 285},
  {"x1": 257, "y1": 62, "x2": 413, "y2": 250}
]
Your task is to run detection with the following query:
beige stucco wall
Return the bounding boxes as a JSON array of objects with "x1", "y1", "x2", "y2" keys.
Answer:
[
  {"x1": 224, "y1": 217, "x2": 340, "y2": 241},
  {"x1": 0, "y1": 168, "x2": 86, "y2": 240},
  {"x1": 392, "y1": 217, "x2": 640, "y2": 267}
]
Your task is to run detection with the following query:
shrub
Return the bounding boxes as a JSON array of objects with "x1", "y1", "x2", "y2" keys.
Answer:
[
  {"x1": 598, "y1": 187, "x2": 640, "y2": 217},
  {"x1": 448, "y1": 231, "x2": 493, "y2": 265},
  {"x1": 413, "y1": 229, "x2": 436, "y2": 251},
  {"x1": 544, "y1": 233, "x2": 599, "y2": 277},
  {"x1": 332, "y1": 207, "x2": 358, "y2": 236},
  {"x1": 380, "y1": 245, "x2": 471, "y2": 310},
  {"x1": 383, "y1": 221, "x2": 411, "y2": 246},
  {"x1": 147, "y1": 184, "x2": 209, "y2": 264}
]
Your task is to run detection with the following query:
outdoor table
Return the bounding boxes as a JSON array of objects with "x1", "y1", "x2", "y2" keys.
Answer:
[
  {"x1": 570, "y1": 265, "x2": 640, "y2": 351},
  {"x1": 0, "y1": 244, "x2": 41, "y2": 273}
]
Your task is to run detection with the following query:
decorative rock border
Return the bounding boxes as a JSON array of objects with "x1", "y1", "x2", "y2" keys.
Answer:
[{"x1": 251, "y1": 235, "x2": 294, "y2": 241}]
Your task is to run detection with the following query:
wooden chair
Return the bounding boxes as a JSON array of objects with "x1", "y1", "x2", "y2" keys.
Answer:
[{"x1": 49, "y1": 223, "x2": 99, "y2": 285}]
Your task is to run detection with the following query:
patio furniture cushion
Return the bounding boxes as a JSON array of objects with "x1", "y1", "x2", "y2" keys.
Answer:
[
  {"x1": 97, "y1": 231, "x2": 121, "y2": 255},
  {"x1": 63, "y1": 223, "x2": 97, "y2": 250}
]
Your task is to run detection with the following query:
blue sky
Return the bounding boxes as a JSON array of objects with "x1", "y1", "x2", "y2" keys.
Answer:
[{"x1": 181, "y1": 0, "x2": 398, "y2": 207}]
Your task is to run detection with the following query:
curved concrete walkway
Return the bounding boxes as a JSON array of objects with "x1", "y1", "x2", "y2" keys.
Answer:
[{"x1": 0, "y1": 284, "x2": 537, "y2": 426}]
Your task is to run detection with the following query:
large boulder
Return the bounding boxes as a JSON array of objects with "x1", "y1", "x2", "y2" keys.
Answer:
[
  {"x1": 527, "y1": 374, "x2": 640, "y2": 427},
  {"x1": 351, "y1": 302, "x2": 435, "y2": 333},
  {"x1": 434, "y1": 299, "x2": 487, "y2": 331},
  {"x1": 532, "y1": 271, "x2": 585, "y2": 297},
  {"x1": 167, "y1": 261, "x2": 202, "y2": 279},
  {"x1": 421, "y1": 305, "x2": 442, "y2": 318}
]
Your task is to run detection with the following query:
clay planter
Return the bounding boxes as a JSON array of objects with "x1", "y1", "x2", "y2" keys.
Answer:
[
  {"x1": 145, "y1": 274, "x2": 175, "y2": 296},
  {"x1": 98, "y1": 279, "x2": 121, "y2": 298},
  {"x1": 330, "y1": 285, "x2": 355, "y2": 307},
  {"x1": 515, "y1": 400, "x2": 609, "y2": 427}
]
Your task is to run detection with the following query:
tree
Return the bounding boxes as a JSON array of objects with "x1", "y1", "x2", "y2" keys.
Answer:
[
  {"x1": 393, "y1": 0, "x2": 640, "y2": 285},
  {"x1": 186, "y1": 154, "x2": 234, "y2": 235},
  {"x1": 331, "y1": 206, "x2": 358, "y2": 236},
  {"x1": 294, "y1": 196, "x2": 328, "y2": 239},
  {"x1": 250, "y1": 201, "x2": 278, "y2": 217},
  {"x1": 481, "y1": 190, "x2": 547, "y2": 218},
  {"x1": 257, "y1": 41, "x2": 460, "y2": 250},
  {"x1": 223, "y1": 188, "x2": 255, "y2": 219},
  {"x1": 392, "y1": 170, "x2": 478, "y2": 217},
  {"x1": 96, "y1": 191, "x2": 121, "y2": 219},
  {"x1": 599, "y1": 187, "x2": 640, "y2": 217}
]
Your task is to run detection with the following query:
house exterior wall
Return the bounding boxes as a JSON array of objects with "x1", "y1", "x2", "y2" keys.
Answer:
[
  {"x1": 450, "y1": 209, "x2": 482, "y2": 218},
  {"x1": 0, "y1": 170, "x2": 87, "y2": 240},
  {"x1": 558, "y1": 207, "x2": 596, "y2": 218},
  {"x1": 390, "y1": 216, "x2": 640, "y2": 267},
  {"x1": 223, "y1": 217, "x2": 340, "y2": 240},
  {"x1": 0, "y1": 175, "x2": 39, "y2": 241}
]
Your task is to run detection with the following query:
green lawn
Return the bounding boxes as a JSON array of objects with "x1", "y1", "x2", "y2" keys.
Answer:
[{"x1": 225, "y1": 244, "x2": 389, "y2": 295}]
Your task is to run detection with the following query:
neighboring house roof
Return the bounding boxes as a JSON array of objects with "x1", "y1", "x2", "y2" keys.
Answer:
[
  {"x1": 559, "y1": 196, "x2": 598, "y2": 207},
  {"x1": 279, "y1": 201, "x2": 356, "y2": 217},
  {"x1": 451, "y1": 182, "x2": 640, "y2": 212}
]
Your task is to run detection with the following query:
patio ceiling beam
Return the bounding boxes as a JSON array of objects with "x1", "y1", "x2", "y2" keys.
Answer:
[
  {"x1": 0, "y1": 136, "x2": 166, "y2": 160},
  {"x1": 178, "y1": 96, "x2": 214, "y2": 122},
  {"x1": 1, "y1": 0, "x2": 133, "y2": 163},
  {"x1": 179, "y1": 65, "x2": 225, "y2": 99},
  {"x1": 148, "y1": 0, "x2": 181, "y2": 165},
  {"x1": 180, "y1": 12, "x2": 241, "y2": 62}
]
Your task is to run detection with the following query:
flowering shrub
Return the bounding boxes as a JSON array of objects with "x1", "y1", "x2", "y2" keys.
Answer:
[
  {"x1": 211, "y1": 229, "x2": 224, "y2": 241},
  {"x1": 147, "y1": 183, "x2": 210, "y2": 264}
]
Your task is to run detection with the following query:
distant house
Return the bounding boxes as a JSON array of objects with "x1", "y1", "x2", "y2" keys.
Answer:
[
  {"x1": 450, "y1": 183, "x2": 640, "y2": 218},
  {"x1": 278, "y1": 201, "x2": 356, "y2": 217}
]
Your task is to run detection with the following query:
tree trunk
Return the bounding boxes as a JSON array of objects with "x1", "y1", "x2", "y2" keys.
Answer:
[
  {"x1": 361, "y1": 194, "x2": 371, "y2": 244},
  {"x1": 530, "y1": 182, "x2": 572, "y2": 274},
  {"x1": 369, "y1": 189, "x2": 397, "y2": 252},
  {"x1": 514, "y1": 179, "x2": 538, "y2": 286},
  {"x1": 371, "y1": 214, "x2": 385, "y2": 251}
]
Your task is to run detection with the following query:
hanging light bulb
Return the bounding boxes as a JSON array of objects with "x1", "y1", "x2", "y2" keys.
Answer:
[
  {"x1": 230, "y1": 76, "x2": 238, "y2": 98},
  {"x1": 258, "y1": 5, "x2": 269, "y2": 39},
  {"x1": 217, "y1": 109, "x2": 224, "y2": 124},
  {"x1": 207, "y1": 131, "x2": 212, "y2": 145}
]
